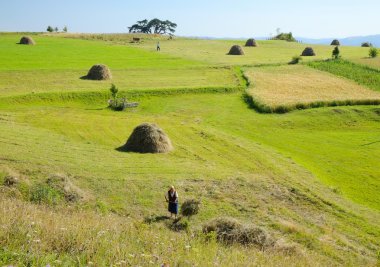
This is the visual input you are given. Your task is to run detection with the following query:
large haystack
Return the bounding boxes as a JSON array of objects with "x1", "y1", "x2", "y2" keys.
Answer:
[
  {"x1": 245, "y1": 38, "x2": 258, "y2": 47},
  {"x1": 19, "y1": 36, "x2": 35, "y2": 45},
  {"x1": 301, "y1": 47, "x2": 316, "y2": 56},
  {"x1": 86, "y1": 64, "x2": 112, "y2": 80},
  {"x1": 228, "y1": 45, "x2": 245, "y2": 55},
  {"x1": 121, "y1": 123, "x2": 173, "y2": 153},
  {"x1": 331, "y1": 39, "x2": 340, "y2": 46}
]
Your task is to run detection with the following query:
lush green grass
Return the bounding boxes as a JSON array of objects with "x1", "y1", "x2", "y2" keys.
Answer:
[
  {"x1": 0, "y1": 34, "x2": 241, "y2": 97},
  {"x1": 308, "y1": 59, "x2": 380, "y2": 92}
]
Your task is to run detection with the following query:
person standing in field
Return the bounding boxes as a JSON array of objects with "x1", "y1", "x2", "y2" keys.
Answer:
[
  {"x1": 157, "y1": 41, "x2": 160, "y2": 51},
  {"x1": 165, "y1": 186, "x2": 178, "y2": 218}
]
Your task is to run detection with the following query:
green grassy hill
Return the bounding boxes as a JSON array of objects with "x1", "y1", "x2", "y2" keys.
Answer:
[{"x1": 0, "y1": 33, "x2": 379, "y2": 266}]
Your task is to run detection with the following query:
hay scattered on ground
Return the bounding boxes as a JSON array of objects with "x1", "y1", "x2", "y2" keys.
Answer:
[
  {"x1": 46, "y1": 175, "x2": 84, "y2": 202},
  {"x1": 245, "y1": 38, "x2": 258, "y2": 47},
  {"x1": 228, "y1": 45, "x2": 245, "y2": 55},
  {"x1": 19, "y1": 36, "x2": 35, "y2": 45},
  {"x1": 301, "y1": 47, "x2": 316, "y2": 56},
  {"x1": 120, "y1": 123, "x2": 173, "y2": 154},
  {"x1": 203, "y1": 217, "x2": 274, "y2": 248},
  {"x1": 331, "y1": 39, "x2": 340, "y2": 46},
  {"x1": 3, "y1": 175, "x2": 19, "y2": 187},
  {"x1": 86, "y1": 64, "x2": 112, "y2": 80}
]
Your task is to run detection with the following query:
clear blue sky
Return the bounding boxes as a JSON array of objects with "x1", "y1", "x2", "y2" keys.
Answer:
[{"x1": 0, "y1": 0, "x2": 379, "y2": 38}]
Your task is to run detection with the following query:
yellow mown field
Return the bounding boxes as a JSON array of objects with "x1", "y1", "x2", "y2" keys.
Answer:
[{"x1": 246, "y1": 65, "x2": 380, "y2": 111}]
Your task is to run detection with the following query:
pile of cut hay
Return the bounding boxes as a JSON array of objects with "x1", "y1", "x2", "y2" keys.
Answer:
[
  {"x1": 86, "y1": 64, "x2": 112, "y2": 80},
  {"x1": 19, "y1": 36, "x2": 35, "y2": 45},
  {"x1": 228, "y1": 45, "x2": 245, "y2": 55},
  {"x1": 203, "y1": 217, "x2": 274, "y2": 248},
  {"x1": 120, "y1": 123, "x2": 173, "y2": 153},
  {"x1": 245, "y1": 38, "x2": 258, "y2": 47},
  {"x1": 301, "y1": 47, "x2": 316, "y2": 56}
]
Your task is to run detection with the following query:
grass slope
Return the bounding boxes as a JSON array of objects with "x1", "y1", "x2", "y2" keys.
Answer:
[
  {"x1": 0, "y1": 33, "x2": 379, "y2": 266},
  {"x1": 0, "y1": 93, "x2": 380, "y2": 265}
]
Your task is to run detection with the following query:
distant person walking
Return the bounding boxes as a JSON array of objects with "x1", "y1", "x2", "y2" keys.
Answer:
[
  {"x1": 157, "y1": 41, "x2": 161, "y2": 51},
  {"x1": 165, "y1": 186, "x2": 178, "y2": 218}
]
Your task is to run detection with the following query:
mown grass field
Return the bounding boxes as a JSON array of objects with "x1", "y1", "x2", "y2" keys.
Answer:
[
  {"x1": 0, "y1": 33, "x2": 379, "y2": 266},
  {"x1": 245, "y1": 64, "x2": 380, "y2": 112}
]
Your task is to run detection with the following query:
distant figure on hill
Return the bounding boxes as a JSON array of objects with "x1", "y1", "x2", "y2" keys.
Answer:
[
  {"x1": 157, "y1": 41, "x2": 161, "y2": 51},
  {"x1": 165, "y1": 186, "x2": 178, "y2": 218}
]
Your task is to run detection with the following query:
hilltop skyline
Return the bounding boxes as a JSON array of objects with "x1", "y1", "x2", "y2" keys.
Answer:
[{"x1": 0, "y1": 0, "x2": 379, "y2": 38}]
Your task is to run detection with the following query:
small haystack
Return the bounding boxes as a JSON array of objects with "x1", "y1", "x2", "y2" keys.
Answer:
[
  {"x1": 19, "y1": 36, "x2": 35, "y2": 45},
  {"x1": 86, "y1": 64, "x2": 112, "y2": 80},
  {"x1": 331, "y1": 39, "x2": 340, "y2": 46},
  {"x1": 301, "y1": 47, "x2": 316, "y2": 56},
  {"x1": 228, "y1": 45, "x2": 245, "y2": 55},
  {"x1": 120, "y1": 123, "x2": 173, "y2": 153},
  {"x1": 245, "y1": 38, "x2": 258, "y2": 47},
  {"x1": 361, "y1": 42, "x2": 372, "y2": 47}
]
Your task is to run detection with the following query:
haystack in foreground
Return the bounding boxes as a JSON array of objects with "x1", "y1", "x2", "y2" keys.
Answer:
[
  {"x1": 19, "y1": 36, "x2": 35, "y2": 45},
  {"x1": 301, "y1": 47, "x2": 316, "y2": 56},
  {"x1": 86, "y1": 64, "x2": 112, "y2": 80},
  {"x1": 120, "y1": 123, "x2": 173, "y2": 153},
  {"x1": 228, "y1": 45, "x2": 245, "y2": 55},
  {"x1": 245, "y1": 38, "x2": 258, "y2": 47},
  {"x1": 331, "y1": 39, "x2": 340, "y2": 46}
]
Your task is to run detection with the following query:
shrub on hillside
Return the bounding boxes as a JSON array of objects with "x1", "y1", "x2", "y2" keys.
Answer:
[
  {"x1": 181, "y1": 199, "x2": 200, "y2": 217},
  {"x1": 332, "y1": 46, "x2": 341, "y2": 59},
  {"x1": 273, "y1": 32, "x2": 296, "y2": 42},
  {"x1": 369, "y1": 47, "x2": 378, "y2": 58},
  {"x1": 203, "y1": 217, "x2": 274, "y2": 248},
  {"x1": 30, "y1": 183, "x2": 62, "y2": 205}
]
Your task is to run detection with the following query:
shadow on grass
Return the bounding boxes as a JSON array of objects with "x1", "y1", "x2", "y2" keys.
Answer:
[{"x1": 144, "y1": 214, "x2": 171, "y2": 224}]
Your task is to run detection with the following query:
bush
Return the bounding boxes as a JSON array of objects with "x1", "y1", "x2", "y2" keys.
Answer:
[
  {"x1": 273, "y1": 32, "x2": 296, "y2": 42},
  {"x1": 30, "y1": 183, "x2": 62, "y2": 205},
  {"x1": 369, "y1": 47, "x2": 378, "y2": 58},
  {"x1": 289, "y1": 55, "x2": 302, "y2": 65},
  {"x1": 181, "y1": 199, "x2": 200, "y2": 217},
  {"x1": 332, "y1": 46, "x2": 340, "y2": 59},
  {"x1": 108, "y1": 84, "x2": 127, "y2": 111},
  {"x1": 203, "y1": 217, "x2": 274, "y2": 249}
]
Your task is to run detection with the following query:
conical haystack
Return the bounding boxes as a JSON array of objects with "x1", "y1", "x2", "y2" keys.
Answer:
[
  {"x1": 19, "y1": 36, "x2": 35, "y2": 45},
  {"x1": 245, "y1": 38, "x2": 258, "y2": 47},
  {"x1": 228, "y1": 45, "x2": 245, "y2": 55},
  {"x1": 301, "y1": 47, "x2": 316, "y2": 56},
  {"x1": 86, "y1": 64, "x2": 112, "y2": 80},
  {"x1": 121, "y1": 123, "x2": 173, "y2": 153}
]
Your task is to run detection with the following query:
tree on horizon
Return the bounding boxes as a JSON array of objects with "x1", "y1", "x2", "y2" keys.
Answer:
[{"x1": 128, "y1": 18, "x2": 177, "y2": 35}]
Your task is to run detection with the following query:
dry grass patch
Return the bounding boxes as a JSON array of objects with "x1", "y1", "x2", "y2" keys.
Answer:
[{"x1": 245, "y1": 65, "x2": 380, "y2": 113}]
